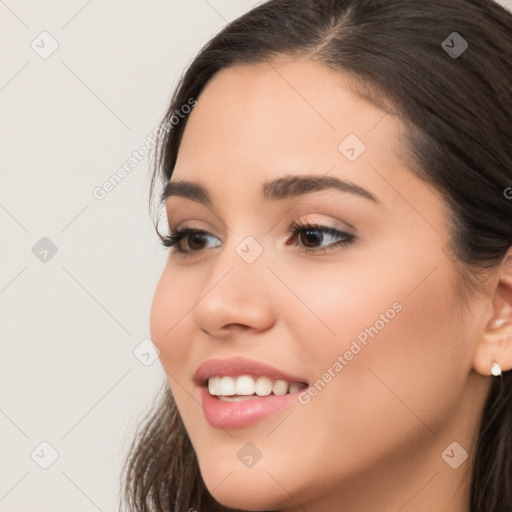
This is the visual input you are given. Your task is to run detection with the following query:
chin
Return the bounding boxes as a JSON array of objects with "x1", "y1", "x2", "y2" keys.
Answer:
[{"x1": 202, "y1": 468, "x2": 291, "y2": 511}]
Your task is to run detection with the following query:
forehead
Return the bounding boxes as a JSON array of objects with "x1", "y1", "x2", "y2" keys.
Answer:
[
  {"x1": 174, "y1": 58, "x2": 404, "y2": 180},
  {"x1": 166, "y1": 59, "x2": 451, "y2": 248},
  {"x1": 167, "y1": 58, "x2": 452, "y2": 230}
]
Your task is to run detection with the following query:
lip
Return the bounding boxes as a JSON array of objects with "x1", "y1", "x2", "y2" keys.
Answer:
[
  {"x1": 193, "y1": 356, "x2": 308, "y2": 385},
  {"x1": 199, "y1": 386, "x2": 304, "y2": 429},
  {"x1": 194, "y1": 356, "x2": 308, "y2": 429}
]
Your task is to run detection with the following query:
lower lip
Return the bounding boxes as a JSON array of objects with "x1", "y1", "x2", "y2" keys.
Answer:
[{"x1": 199, "y1": 386, "x2": 302, "y2": 429}]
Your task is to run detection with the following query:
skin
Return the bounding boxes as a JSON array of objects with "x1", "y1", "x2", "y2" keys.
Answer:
[{"x1": 149, "y1": 57, "x2": 512, "y2": 512}]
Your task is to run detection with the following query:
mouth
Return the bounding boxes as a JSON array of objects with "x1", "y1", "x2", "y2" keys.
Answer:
[
  {"x1": 194, "y1": 356, "x2": 309, "y2": 428},
  {"x1": 204, "y1": 375, "x2": 309, "y2": 401}
]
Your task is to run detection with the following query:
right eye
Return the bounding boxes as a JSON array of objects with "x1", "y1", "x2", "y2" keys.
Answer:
[{"x1": 160, "y1": 227, "x2": 221, "y2": 254}]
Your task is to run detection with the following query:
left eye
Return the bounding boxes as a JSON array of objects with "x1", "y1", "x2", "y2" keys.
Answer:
[
  {"x1": 286, "y1": 220, "x2": 356, "y2": 253},
  {"x1": 160, "y1": 221, "x2": 356, "y2": 255}
]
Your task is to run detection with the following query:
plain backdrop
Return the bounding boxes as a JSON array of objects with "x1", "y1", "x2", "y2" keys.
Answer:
[{"x1": 1, "y1": 1, "x2": 511, "y2": 511}]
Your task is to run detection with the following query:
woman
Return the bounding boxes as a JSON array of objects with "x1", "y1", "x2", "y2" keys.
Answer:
[{"x1": 120, "y1": 1, "x2": 512, "y2": 511}]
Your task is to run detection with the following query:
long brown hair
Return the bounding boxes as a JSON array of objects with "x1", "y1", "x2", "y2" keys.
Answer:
[{"x1": 119, "y1": 1, "x2": 512, "y2": 510}]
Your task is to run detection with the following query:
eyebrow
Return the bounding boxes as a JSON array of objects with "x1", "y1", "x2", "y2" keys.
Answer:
[{"x1": 160, "y1": 174, "x2": 380, "y2": 206}]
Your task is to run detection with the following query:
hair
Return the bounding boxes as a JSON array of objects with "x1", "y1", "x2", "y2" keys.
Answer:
[{"x1": 119, "y1": 1, "x2": 512, "y2": 511}]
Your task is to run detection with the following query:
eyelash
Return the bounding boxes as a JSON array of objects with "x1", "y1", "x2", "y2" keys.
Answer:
[{"x1": 160, "y1": 219, "x2": 356, "y2": 256}]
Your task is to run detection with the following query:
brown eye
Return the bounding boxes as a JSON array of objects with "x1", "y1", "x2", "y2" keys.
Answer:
[
  {"x1": 287, "y1": 221, "x2": 356, "y2": 254},
  {"x1": 187, "y1": 232, "x2": 209, "y2": 251},
  {"x1": 161, "y1": 228, "x2": 221, "y2": 254},
  {"x1": 298, "y1": 227, "x2": 325, "y2": 248}
]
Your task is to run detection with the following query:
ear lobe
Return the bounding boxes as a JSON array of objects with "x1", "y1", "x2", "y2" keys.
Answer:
[{"x1": 473, "y1": 250, "x2": 512, "y2": 377}]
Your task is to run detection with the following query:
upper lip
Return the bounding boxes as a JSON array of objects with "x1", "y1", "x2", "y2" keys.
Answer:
[{"x1": 193, "y1": 356, "x2": 308, "y2": 386}]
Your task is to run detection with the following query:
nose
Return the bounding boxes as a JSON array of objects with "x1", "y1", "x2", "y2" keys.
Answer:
[{"x1": 191, "y1": 248, "x2": 276, "y2": 339}]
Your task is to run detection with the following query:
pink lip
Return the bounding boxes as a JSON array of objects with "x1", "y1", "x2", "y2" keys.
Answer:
[
  {"x1": 193, "y1": 356, "x2": 308, "y2": 429},
  {"x1": 193, "y1": 356, "x2": 308, "y2": 385},
  {"x1": 198, "y1": 386, "x2": 303, "y2": 429}
]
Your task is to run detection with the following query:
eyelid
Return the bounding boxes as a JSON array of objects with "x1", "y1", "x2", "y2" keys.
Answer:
[
  {"x1": 282, "y1": 212, "x2": 357, "y2": 235},
  {"x1": 168, "y1": 219, "x2": 214, "y2": 233}
]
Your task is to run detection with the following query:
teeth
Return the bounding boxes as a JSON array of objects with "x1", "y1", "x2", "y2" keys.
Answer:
[
  {"x1": 272, "y1": 379, "x2": 288, "y2": 396},
  {"x1": 288, "y1": 382, "x2": 300, "y2": 393},
  {"x1": 208, "y1": 377, "x2": 221, "y2": 396},
  {"x1": 207, "y1": 375, "x2": 304, "y2": 397},
  {"x1": 220, "y1": 376, "x2": 235, "y2": 395},
  {"x1": 255, "y1": 376, "x2": 273, "y2": 396},
  {"x1": 236, "y1": 375, "x2": 255, "y2": 395}
]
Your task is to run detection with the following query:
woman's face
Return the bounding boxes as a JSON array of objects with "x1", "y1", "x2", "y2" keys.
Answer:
[{"x1": 150, "y1": 58, "x2": 493, "y2": 511}]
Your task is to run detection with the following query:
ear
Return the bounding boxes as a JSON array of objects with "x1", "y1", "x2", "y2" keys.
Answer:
[{"x1": 473, "y1": 248, "x2": 512, "y2": 377}]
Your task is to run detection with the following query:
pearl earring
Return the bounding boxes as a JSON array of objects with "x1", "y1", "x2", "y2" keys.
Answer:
[{"x1": 491, "y1": 358, "x2": 502, "y2": 377}]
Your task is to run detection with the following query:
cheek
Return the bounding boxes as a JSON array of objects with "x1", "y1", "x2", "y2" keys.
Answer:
[
  {"x1": 288, "y1": 248, "x2": 460, "y2": 402},
  {"x1": 289, "y1": 253, "x2": 465, "y2": 453},
  {"x1": 149, "y1": 268, "x2": 206, "y2": 441},
  {"x1": 149, "y1": 268, "x2": 194, "y2": 375}
]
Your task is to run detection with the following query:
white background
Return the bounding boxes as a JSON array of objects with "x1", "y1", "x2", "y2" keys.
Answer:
[{"x1": 0, "y1": 2, "x2": 262, "y2": 511}]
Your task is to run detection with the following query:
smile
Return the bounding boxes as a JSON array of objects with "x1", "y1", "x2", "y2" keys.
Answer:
[{"x1": 207, "y1": 375, "x2": 307, "y2": 399}]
